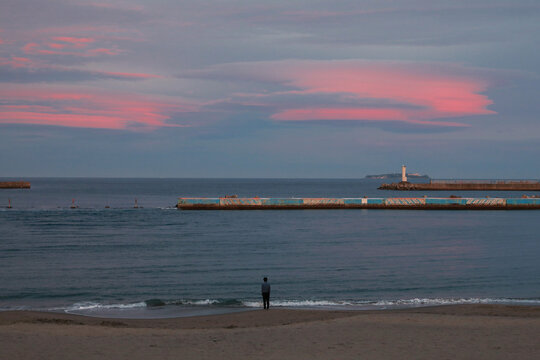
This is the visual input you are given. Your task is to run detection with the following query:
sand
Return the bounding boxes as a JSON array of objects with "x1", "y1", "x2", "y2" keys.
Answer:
[{"x1": 1, "y1": 305, "x2": 539, "y2": 359}]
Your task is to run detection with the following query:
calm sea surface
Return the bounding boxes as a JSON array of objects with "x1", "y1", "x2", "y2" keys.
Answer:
[{"x1": 1, "y1": 178, "x2": 539, "y2": 318}]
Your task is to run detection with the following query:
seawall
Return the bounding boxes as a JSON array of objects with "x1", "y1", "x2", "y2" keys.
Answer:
[
  {"x1": 0, "y1": 181, "x2": 31, "y2": 189},
  {"x1": 177, "y1": 197, "x2": 540, "y2": 210},
  {"x1": 378, "y1": 182, "x2": 540, "y2": 191}
]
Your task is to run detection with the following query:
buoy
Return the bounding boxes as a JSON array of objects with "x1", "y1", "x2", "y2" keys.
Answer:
[
  {"x1": 7, "y1": 198, "x2": 12, "y2": 209},
  {"x1": 70, "y1": 199, "x2": 78, "y2": 209}
]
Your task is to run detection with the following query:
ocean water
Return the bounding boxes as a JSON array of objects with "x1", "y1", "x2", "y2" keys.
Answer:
[{"x1": 1, "y1": 178, "x2": 539, "y2": 318}]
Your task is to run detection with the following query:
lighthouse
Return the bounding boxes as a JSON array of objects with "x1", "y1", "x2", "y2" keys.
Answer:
[{"x1": 401, "y1": 165, "x2": 407, "y2": 183}]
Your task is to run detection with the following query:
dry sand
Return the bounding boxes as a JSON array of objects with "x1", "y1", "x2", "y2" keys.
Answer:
[{"x1": 1, "y1": 305, "x2": 539, "y2": 359}]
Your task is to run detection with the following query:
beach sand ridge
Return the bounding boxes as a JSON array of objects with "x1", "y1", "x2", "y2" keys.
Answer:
[{"x1": 1, "y1": 305, "x2": 539, "y2": 359}]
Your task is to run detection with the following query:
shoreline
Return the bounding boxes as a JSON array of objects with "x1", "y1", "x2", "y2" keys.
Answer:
[
  {"x1": 5, "y1": 297, "x2": 540, "y2": 320},
  {"x1": 2, "y1": 304, "x2": 539, "y2": 359}
]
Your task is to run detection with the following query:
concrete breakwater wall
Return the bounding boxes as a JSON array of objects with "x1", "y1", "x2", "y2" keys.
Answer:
[
  {"x1": 0, "y1": 181, "x2": 31, "y2": 189},
  {"x1": 378, "y1": 182, "x2": 540, "y2": 191},
  {"x1": 177, "y1": 197, "x2": 540, "y2": 210}
]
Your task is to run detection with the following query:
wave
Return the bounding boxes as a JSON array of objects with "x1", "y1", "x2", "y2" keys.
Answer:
[
  {"x1": 244, "y1": 297, "x2": 540, "y2": 308},
  {"x1": 372, "y1": 297, "x2": 540, "y2": 306},
  {"x1": 242, "y1": 299, "x2": 357, "y2": 307},
  {"x1": 56, "y1": 297, "x2": 540, "y2": 313},
  {"x1": 168, "y1": 299, "x2": 244, "y2": 306},
  {"x1": 64, "y1": 301, "x2": 147, "y2": 312}
]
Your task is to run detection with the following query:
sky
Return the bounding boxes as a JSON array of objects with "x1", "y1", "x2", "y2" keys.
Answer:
[{"x1": 1, "y1": 0, "x2": 539, "y2": 178}]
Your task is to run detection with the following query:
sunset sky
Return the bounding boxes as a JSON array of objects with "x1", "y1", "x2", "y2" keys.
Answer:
[{"x1": 1, "y1": 0, "x2": 539, "y2": 178}]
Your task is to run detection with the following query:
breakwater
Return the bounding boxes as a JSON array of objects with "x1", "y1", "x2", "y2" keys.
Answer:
[
  {"x1": 177, "y1": 197, "x2": 540, "y2": 210},
  {"x1": 0, "y1": 181, "x2": 31, "y2": 189},
  {"x1": 379, "y1": 181, "x2": 540, "y2": 191}
]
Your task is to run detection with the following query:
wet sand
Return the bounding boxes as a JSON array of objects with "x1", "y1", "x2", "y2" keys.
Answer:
[{"x1": 1, "y1": 305, "x2": 539, "y2": 359}]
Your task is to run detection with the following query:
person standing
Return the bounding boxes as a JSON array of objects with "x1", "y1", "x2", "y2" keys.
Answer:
[{"x1": 261, "y1": 277, "x2": 271, "y2": 310}]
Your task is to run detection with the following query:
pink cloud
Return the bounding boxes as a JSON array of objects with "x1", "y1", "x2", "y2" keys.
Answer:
[
  {"x1": 87, "y1": 48, "x2": 122, "y2": 56},
  {"x1": 22, "y1": 43, "x2": 39, "y2": 53},
  {"x1": 0, "y1": 56, "x2": 35, "y2": 68},
  {"x1": 53, "y1": 37, "x2": 96, "y2": 47},
  {"x1": 0, "y1": 111, "x2": 129, "y2": 130},
  {"x1": 27, "y1": 92, "x2": 93, "y2": 100},
  {"x1": 46, "y1": 37, "x2": 95, "y2": 50},
  {"x1": 47, "y1": 43, "x2": 69, "y2": 49},
  {"x1": 22, "y1": 36, "x2": 121, "y2": 58},
  {"x1": 103, "y1": 71, "x2": 162, "y2": 79},
  {"x1": 1, "y1": 53, "x2": 161, "y2": 81},
  {"x1": 0, "y1": 87, "x2": 197, "y2": 130},
  {"x1": 279, "y1": 62, "x2": 493, "y2": 125},
  {"x1": 202, "y1": 60, "x2": 497, "y2": 127}
]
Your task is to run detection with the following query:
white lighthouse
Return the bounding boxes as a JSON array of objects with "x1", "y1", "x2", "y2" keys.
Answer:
[{"x1": 401, "y1": 165, "x2": 407, "y2": 182}]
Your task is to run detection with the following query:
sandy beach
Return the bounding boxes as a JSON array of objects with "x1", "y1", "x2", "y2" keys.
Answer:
[{"x1": 1, "y1": 305, "x2": 539, "y2": 359}]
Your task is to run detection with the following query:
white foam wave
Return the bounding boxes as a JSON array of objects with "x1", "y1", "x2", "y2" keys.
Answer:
[
  {"x1": 65, "y1": 301, "x2": 146, "y2": 312},
  {"x1": 179, "y1": 299, "x2": 220, "y2": 305},
  {"x1": 373, "y1": 297, "x2": 540, "y2": 306},
  {"x1": 56, "y1": 297, "x2": 540, "y2": 314},
  {"x1": 245, "y1": 298, "x2": 540, "y2": 308},
  {"x1": 242, "y1": 300, "x2": 358, "y2": 308}
]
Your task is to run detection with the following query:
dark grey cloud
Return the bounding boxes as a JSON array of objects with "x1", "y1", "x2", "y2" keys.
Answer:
[
  {"x1": 207, "y1": 92, "x2": 426, "y2": 112},
  {"x1": 254, "y1": 3, "x2": 540, "y2": 46},
  {"x1": 276, "y1": 119, "x2": 467, "y2": 134},
  {"x1": 0, "y1": 66, "x2": 152, "y2": 83},
  {"x1": 1, "y1": 0, "x2": 147, "y2": 31},
  {"x1": 149, "y1": 0, "x2": 540, "y2": 48}
]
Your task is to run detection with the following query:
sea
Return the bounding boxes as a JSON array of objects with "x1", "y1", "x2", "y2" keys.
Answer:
[{"x1": 1, "y1": 178, "x2": 539, "y2": 318}]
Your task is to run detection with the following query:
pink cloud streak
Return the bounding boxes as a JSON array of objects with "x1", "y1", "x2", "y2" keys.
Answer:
[
  {"x1": 53, "y1": 36, "x2": 96, "y2": 46},
  {"x1": 277, "y1": 62, "x2": 493, "y2": 125},
  {"x1": 0, "y1": 54, "x2": 160, "y2": 80},
  {"x1": 22, "y1": 36, "x2": 121, "y2": 58},
  {"x1": 207, "y1": 60, "x2": 496, "y2": 127},
  {"x1": 0, "y1": 88, "x2": 196, "y2": 130},
  {"x1": 0, "y1": 56, "x2": 35, "y2": 68},
  {"x1": 0, "y1": 111, "x2": 129, "y2": 130}
]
